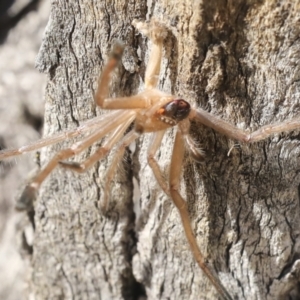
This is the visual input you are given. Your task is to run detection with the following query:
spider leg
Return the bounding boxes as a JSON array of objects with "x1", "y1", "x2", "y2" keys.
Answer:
[
  {"x1": 59, "y1": 114, "x2": 135, "y2": 173},
  {"x1": 17, "y1": 110, "x2": 136, "y2": 210},
  {"x1": 248, "y1": 119, "x2": 300, "y2": 142},
  {"x1": 95, "y1": 42, "x2": 150, "y2": 109},
  {"x1": 102, "y1": 130, "x2": 140, "y2": 212},
  {"x1": 132, "y1": 19, "x2": 168, "y2": 89},
  {"x1": 190, "y1": 108, "x2": 249, "y2": 142},
  {"x1": 191, "y1": 108, "x2": 300, "y2": 143},
  {"x1": 169, "y1": 129, "x2": 232, "y2": 300},
  {"x1": 179, "y1": 119, "x2": 205, "y2": 163},
  {"x1": 147, "y1": 130, "x2": 170, "y2": 196},
  {"x1": 0, "y1": 110, "x2": 125, "y2": 161},
  {"x1": 95, "y1": 20, "x2": 170, "y2": 110},
  {"x1": 184, "y1": 134, "x2": 205, "y2": 162}
]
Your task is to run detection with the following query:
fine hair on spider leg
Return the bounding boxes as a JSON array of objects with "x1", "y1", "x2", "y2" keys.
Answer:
[{"x1": 227, "y1": 143, "x2": 241, "y2": 156}]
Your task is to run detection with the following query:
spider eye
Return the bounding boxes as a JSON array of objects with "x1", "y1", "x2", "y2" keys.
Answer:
[{"x1": 162, "y1": 99, "x2": 190, "y2": 121}]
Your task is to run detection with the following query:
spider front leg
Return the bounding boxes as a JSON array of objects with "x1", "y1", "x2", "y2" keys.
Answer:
[
  {"x1": 147, "y1": 130, "x2": 170, "y2": 196},
  {"x1": 101, "y1": 130, "x2": 140, "y2": 211},
  {"x1": 95, "y1": 19, "x2": 169, "y2": 111},
  {"x1": 17, "y1": 111, "x2": 134, "y2": 210},
  {"x1": 95, "y1": 41, "x2": 150, "y2": 110},
  {"x1": 169, "y1": 128, "x2": 232, "y2": 300},
  {"x1": 132, "y1": 19, "x2": 168, "y2": 89},
  {"x1": 191, "y1": 107, "x2": 300, "y2": 143}
]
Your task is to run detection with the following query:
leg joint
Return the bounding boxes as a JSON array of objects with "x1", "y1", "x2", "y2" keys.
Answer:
[
  {"x1": 147, "y1": 153, "x2": 155, "y2": 164},
  {"x1": 170, "y1": 183, "x2": 178, "y2": 192},
  {"x1": 56, "y1": 148, "x2": 75, "y2": 159}
]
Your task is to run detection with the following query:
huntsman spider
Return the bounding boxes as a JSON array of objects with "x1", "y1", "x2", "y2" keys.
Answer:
[{"x1": 1, "y1": 19, "x2": 300, "y2": 300}]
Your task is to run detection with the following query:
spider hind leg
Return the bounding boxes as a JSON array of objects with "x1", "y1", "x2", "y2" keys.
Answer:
[{"x1": 101, "y1": 130, "x2": 140, "y2": 212}]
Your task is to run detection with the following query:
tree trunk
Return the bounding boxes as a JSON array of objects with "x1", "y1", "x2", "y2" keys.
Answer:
[
  {"x1": 30, "y1": 1, "x2": 300, "y2": 299},
  {"x1": 0, "y1": 1, "x2": 48, "y2": 299}
]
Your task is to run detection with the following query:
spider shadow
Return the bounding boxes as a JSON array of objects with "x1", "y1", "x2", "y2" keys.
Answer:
[{"x1": 134, "y1": 186, "x2": 173, "y2": 287}]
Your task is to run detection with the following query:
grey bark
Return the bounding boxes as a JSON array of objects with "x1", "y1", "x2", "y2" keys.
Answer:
[
  {"x1": 21, "y1": 1, "x2": 300, "y2": 300},
  {"x1": 0, "y1": 1, "x2": 48, "y2": 299}
]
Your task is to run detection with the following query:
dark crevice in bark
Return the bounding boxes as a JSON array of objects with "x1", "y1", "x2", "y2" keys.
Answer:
[
  {"x1": 123, "y1": 224, "x2": 147, "y2": 300},
  {"x1": 0, "y1": 0, "x2": 41, "y2": 43},
  {"x1": 0, "y1": 137, "x2": 6, "y2": 151},
  {"x1": 225, "y1": 240, "x2": 233, "y2": 269},
  {"x1": 69, "y1": 102, "x2": 79, "y2": 127},
  {"x1": 298, "y1": 184, "x2": 300, "y2": 210},
  {"x1": 235, "y1": 276, "x2": 245, "y2": 299},
  {"x1": 103, "y1": 2, "x2": 111, "y2": 42},
  {"x1": 27, "y1": 207, "x2": 36, "y2": 230},
  {"x1": 288, "y1": 284, "x2": 300, "y2": 300},
  {"x1": 22, "y1": 104, "x2": 44, "y2": 132},
  {"x1": 44, "y1": 47, "x2": 61, "y2": 79},
  {"x1": 168, "y1": 34, "x2": 179, "y2": 96},
  {"x1": 21, "y1": 231, "x2": 33, "y2": 255},
  {"x1": 0, "y1": 137, "x2": 6, "y2": 169},
  {"x1": 121, "y1": 146, "x2": 147, "y2": 300},
  {"x1": 61, "y1": 266, "x2": 75, "y2": 300},
  {"x1": 277, "y1": 254, "x2": 300, "y2": 280}
]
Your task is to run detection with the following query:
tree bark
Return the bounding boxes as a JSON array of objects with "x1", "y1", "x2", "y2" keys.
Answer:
[
  {"x1": 0, "y1": 1, "x2": 48, "y2": 299},
  {"x1": 30, "y1": 1, "x2": 300, "y2": 299}
]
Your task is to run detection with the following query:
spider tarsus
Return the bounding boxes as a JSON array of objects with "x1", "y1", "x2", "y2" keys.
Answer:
[
  {"x1": 110, "y1": 40, "x2": 125, "y2": 61},
  {"x1": 132, "y1": 18, "x2": 168, "y2": 42},
  {"x1": 15, "y1": 184, "x2": 37, "y2": 211}
]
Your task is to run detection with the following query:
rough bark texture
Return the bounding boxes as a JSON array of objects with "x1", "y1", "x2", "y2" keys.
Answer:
[
  {"x1": 10, "y1": 0, "x2": 300, "y2": 299},
  {"x1": 0, "y1": 1, "x2": 48, "y2": 299}
]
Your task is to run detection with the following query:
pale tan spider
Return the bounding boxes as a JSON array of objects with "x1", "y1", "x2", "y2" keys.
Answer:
[{"x1": 1, "y1": 19, "x2": 300, "y2": 300}]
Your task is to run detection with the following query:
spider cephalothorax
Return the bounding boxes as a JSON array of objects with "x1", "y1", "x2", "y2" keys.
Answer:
[{"x1": 159, "y1": 99, "x2": 191, "y2": 123}]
